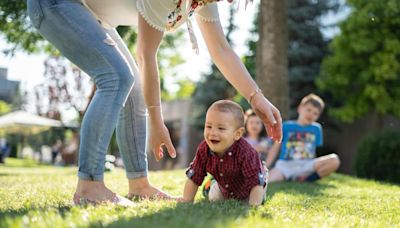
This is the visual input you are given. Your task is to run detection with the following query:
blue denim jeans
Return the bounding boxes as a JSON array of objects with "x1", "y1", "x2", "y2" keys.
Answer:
[{"x1": 27, "y1": 0, "x2": 148, "y2": 181}]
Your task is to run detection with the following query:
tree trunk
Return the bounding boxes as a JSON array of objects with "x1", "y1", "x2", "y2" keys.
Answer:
[{"x1": 257, "y1": 0, "x2": 289, "y2": 120}]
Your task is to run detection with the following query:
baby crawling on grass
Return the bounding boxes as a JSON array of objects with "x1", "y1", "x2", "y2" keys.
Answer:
[{"x1": 181, "y1": 100, "x2": 268, "y2": 206}]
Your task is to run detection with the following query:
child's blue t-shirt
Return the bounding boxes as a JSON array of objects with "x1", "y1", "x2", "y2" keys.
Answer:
[{"x1": 279, "y1": 120, "x2": 323, "y2": 161}]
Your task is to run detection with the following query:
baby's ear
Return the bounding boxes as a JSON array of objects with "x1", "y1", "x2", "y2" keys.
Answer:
[{"x1": 235, "y1": 127, "x2": 245, "y2": 140}]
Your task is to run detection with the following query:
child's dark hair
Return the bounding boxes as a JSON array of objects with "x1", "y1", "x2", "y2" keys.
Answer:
[
  {"x1": 209, "y1": 100, "x2": 244, "y2": 128},
  {"x1": 300, "y1": 93, "x2": 325, "y2": 112}
]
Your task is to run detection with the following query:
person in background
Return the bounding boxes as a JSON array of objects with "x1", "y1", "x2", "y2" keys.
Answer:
[
  {"x1": 266, "y1": 94, "x2": 340, "y2": 183},
  {"x1": 0, "y1": 138, "x2": 10, "y2": 164},
  {"x1": 51, "y1": 139, "x2": 63, "y2": 164},
  {"x1": 244, "y1": 109, "x2": 273, "y2": 163}
]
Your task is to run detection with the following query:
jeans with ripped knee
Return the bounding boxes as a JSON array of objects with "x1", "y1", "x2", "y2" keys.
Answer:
[{"x1": 27, "y1": 0, "x2": 149, "y2": 181}]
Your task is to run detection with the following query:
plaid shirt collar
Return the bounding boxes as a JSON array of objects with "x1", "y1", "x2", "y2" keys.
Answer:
[{"x1": 207, "y1": 140, "x2": 240, "y2": 157}]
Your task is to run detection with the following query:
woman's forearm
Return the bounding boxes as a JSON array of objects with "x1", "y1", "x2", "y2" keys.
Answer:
[
  {"x1": 138, "y1": 57, "x2": 163, "y2": 121},
  {"x1": 210, "y1": 45, "x2": 260, "y2": 100},
  {"x1": 197, "y1": 19, "x2": 282, "y2": 142},
  {"x1": 137, "y1": 14, "x2": 164, "y2": 121},
  {"x1": 140, "y1": 59, "x2": 161, "y2": 107},
  {"x1": 196, "y1": 18, "x2": 260, "y2": 101}
]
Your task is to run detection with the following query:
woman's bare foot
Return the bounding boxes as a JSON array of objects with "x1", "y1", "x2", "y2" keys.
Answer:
[
  {"x1": 127, "y1": 177, "x2": 171, "y2": 199},
  {"x1": 74, "y1": 179, "x2": 134, "y2": 206}
]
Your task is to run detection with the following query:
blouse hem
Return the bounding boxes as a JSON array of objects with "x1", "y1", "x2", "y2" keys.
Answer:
[
  {"x1": 195, "y1": 14, "x2": 220, "y2": 23},
  {"x1": 136, "y1": 3, "x2": 165, "y2": 32}
]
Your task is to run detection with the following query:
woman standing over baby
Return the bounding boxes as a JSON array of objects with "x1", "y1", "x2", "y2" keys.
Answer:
[{"x1": 27, "y1": 0, "x2": 282, "y2": 206}]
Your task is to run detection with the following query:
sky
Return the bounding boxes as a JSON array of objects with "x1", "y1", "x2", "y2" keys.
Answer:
[{"x1": 0, "y1": 0, "x2": 350, "y2": 119}]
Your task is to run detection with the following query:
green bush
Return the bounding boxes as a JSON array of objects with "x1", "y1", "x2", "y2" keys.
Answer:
[{"x1": 355, "y1": 130, "x2": 400, "y2": 184}]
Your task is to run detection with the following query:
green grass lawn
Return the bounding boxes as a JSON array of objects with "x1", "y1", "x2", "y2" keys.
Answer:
[{"x1": 0, "y1": 158, "x2": 399, "y2": 228}]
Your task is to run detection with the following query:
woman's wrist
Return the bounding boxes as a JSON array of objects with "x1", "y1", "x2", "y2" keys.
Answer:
[
  {"x1": 249, "y1": 92, "x2": 265, "y2": 110},
  {"x1": 147, "y1": 105, "x2": 163, "y2": 122},
  {"x1": 248, "y1": 88, "x2": 264, "y2": 106}
]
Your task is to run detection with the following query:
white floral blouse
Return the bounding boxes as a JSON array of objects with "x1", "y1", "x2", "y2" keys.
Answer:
[{"x1": 82, "y1": 0, "x2": 220, "y2": 53}]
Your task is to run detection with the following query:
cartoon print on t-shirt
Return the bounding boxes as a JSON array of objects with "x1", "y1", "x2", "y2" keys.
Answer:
[{"x1": 284, "y1": 132, "x2": 316, "y2": 160}]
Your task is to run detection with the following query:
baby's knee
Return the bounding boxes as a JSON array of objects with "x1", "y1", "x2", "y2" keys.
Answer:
[{"x1": 208, "y1": 182, "x2": 223, "y2": 202}]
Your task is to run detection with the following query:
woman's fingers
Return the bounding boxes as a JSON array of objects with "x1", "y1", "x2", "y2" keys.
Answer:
[
  {"x1": 265, "y1": 107, "x2": 277, "y2": 126},
  {"x1": 273, "y1": 109, "x2": 283, "y2": 142},
  {"x1": 153, "y1": 145, "x2": 162, "y2": 161},
  {"x1": 152, "y1": 144, "x2": 165, "y2": 162},
  {"x1": 268, "y1": 110, "x2": 282, "y2": 142},
  {"x1": 151, "y1": 138, "x2": 176, "y2": 161},
  {"x1": 265, "y1": 123, "x2": 273, "y2": 140},
  {"x1": 165, "y1": 139, "x2": 177, "y2": 158},
  {"x1": 254, "y1": 97, "x2": 282, "y2": 143}
]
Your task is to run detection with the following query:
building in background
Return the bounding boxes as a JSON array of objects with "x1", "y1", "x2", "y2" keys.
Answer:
[{"x1": 0, "y1": 67, "x2": 20, "y2": 104}]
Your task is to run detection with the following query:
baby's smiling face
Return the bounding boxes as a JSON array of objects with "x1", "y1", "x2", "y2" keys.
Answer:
[{"x1": 204, "y1": 108, "x2": 244, "y2": 154}]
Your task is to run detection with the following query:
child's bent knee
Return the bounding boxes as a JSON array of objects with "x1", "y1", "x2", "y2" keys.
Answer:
[
  {"x1": 208, "y1": 182, "x2": 223, "y2": 202},
  {"x1": 328, "y1": 153, "x2": 340, "y2": 168}
]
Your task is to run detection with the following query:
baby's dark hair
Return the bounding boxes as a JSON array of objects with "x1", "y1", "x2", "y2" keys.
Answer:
[
  {"x1": 300, "y1": 93, "x2": 325, "y2": 112},
  {"x1": 209, "y1": 100, "x2": 244, "y2": 128}
]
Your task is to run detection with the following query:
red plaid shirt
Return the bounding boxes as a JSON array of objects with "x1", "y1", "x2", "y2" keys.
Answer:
[{"x1": 186, "y1": 138, "x2": 267, "y2": 200}]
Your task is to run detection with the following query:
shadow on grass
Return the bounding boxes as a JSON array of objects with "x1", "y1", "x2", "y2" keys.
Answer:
[
  {"x1": 0, "y1": 166, "x2": 77, "y2": 177},
  {"x1": 103, "y1": 200, "x2": 269, "y2": 228},
  {"x1": 0, "y1": 171, "x2": 75, "y2": 177},
  {"x1": 0, "y1": 205, "x2": 73, "y2": 222},
  {"x1": 267, "y1": 180, "x2": 335, "y2": 199},
  {"x1": 0, "y1": 200, "x2": 270, "y2": 228},
  {"x1": 334, "y1": 173, "x2": 400, "y2": 187}
]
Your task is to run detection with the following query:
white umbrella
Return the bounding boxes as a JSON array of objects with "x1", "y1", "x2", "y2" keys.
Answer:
[{"x1": 0, "y1": 110, "x2": 63, "y2": 135}]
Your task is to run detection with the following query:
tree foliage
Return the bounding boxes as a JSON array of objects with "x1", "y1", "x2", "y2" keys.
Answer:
[
  {"x1": 158, "y1": 31, "x2": 191, "y2": 101},
  {"x1": 0, "y1": 2, "x2": 191, "y2": 115},
  {"x1": 117, "y1": 26, "x2": 190, "y2": 100},
  {"x1": 244, "y1": 0, "x2": 339, "y2": 118},
  {"x1": 194, "y1": 0, "x2": 338, "y2": 125},
  {"x1": 33, "y1": 56, "x2": 91, "y2": 121},
  {"x1": 0, "y1": 101, "x2": 11, "y2": 116},
  {"x1": 0, "y1": 2, "x2": 50, "y2": 55},
  {"x1": 287, "y1": 0, "x2": 338, "y2": 117},
  {"x1": 355, "y1": 130, "x2": 400, "y2": 184},
  {"x1": 317, "y1": 0, "x2": 400, "y2": 122}
]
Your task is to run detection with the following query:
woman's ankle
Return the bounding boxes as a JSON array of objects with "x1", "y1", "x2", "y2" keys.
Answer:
[
  {"x1": 128, "y1": 177, "x2": 158, "y2": 195},
  {"x1": 75, "y1": 179, "x2": 114, "y2": 198}
]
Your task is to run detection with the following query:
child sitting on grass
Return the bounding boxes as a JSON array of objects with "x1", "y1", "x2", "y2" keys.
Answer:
[
  {"x1": 181, "y1": 100, "x2": 268, "y2": 206},
  {"x1": 244, "y1": 109, "x2": 273, "y2": 163},
  {"x1": 266, "y1": 93, "x2": 340, "y2": 182}
]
